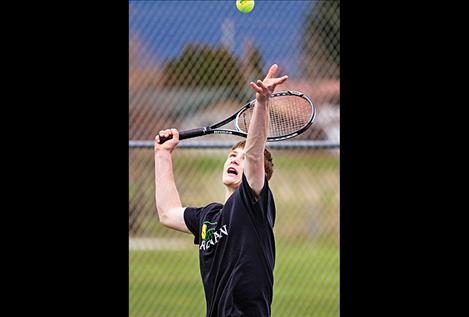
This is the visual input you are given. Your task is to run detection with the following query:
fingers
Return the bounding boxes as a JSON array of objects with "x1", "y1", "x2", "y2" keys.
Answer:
[
  {"x1": 250, "y1": 80, "x2": 270, "y2": 95},
  {"x1": 250, "y1": 74, "x2": 288, "y2": 96},
  {"x1": 252, "y1": 65, "x2": 288, "y2": 96},
  {"x1": 170, "y1": 128, "x2": 179, "y2": 141},
  {"x1": 157, "y1": 128, "x2": 178, "y2": 139},
  {"x1": 256, "y1": 80, "x2": 270, "y2": 94},
  {"x1": 155, "y1": 128, "x2": 179, "y2": 146},
  {"x1": 264, "y1": 64, "x2": 278, "y2": 80},
  {"x1": 275, "y1": 75, "x2": 289, "y2": 85}
]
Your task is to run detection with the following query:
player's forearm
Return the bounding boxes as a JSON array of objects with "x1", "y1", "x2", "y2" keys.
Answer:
[
  {"x1": 243, "y1": 99, "x2": 268, "y2": 195},
  {"x1": 154, "y1": 151, "x2": 183, "y2": 223},
  {"x1": 244, "y1": 100, "x2": 268, "y2": 161}
]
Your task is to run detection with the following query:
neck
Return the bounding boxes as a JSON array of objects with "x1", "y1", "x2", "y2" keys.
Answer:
[{"x1": 224, "y1": 186, "x2": 236, "y2": 203}]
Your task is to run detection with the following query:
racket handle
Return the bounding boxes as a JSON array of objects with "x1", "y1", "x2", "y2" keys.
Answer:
[{"x1": 158, "y1": 128, "x2": 207, "y2": 144}]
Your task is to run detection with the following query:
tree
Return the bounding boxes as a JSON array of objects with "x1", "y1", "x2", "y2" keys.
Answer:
[
  {"x1": 301, "y1": 0, "x2": 340, "y2": 79},
  {"x1": 162, "y1": 44, "x2": 244, "y2": 93}
]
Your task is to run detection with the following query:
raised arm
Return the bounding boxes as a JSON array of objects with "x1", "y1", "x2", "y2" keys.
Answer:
[
  {"x1": 243, "y1": 64, "x2": 288, "y2": 195},
  {"x1": 154, "y1": 128, "x2": 190, "y2": 233}
]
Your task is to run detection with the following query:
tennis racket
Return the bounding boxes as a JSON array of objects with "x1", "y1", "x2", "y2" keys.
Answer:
[{"x1": 158, "y1": 90, "x2": 316, "y2": 143}]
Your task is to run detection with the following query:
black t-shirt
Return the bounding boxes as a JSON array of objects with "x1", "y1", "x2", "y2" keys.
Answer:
[{"x1": 184, "y1": 173, "x2": 276, "y2": 317}]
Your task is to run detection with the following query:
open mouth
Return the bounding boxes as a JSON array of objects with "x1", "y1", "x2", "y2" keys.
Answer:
[{"x1": 227, "y1": 167, "x2": 238, "y2": 175}]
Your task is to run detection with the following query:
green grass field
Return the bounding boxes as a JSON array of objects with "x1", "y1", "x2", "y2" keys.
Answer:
[
  {"x1": 129, "y1": 148, "x2": 339, "y2": 316},
  {"x1": 130, "y1": 240, "x2": 338, "y2": 317},
  {"x1": 130, "y1": 149, "x2": 339, "y2": 239}
]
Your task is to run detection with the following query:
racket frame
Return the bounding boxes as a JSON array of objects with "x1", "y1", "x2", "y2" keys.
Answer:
[
  {"x1": 234, "y1": 90, "x2": 316, "y2": 142},
  {"x1": 162, "y1": 90, "x2": 317, "y2": 143}
]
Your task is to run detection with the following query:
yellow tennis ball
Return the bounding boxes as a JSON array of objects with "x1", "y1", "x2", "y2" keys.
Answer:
[{"x1": 236, "y1": 0, "x2": 255, "y2": 14}]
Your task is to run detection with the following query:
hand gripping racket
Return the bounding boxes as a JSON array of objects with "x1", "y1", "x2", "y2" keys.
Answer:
[{"x1": 159, "y1": 90, "x2": 316, "y2": 143}]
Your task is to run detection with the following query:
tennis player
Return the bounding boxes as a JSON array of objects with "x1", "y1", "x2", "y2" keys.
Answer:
[{"x1": 154, "y1": 64, "x2": 288, "y2": 317}]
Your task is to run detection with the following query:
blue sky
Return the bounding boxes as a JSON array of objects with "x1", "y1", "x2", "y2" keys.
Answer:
[{"x1": 129, "y1": 1, "x2": 314, "y2": 76}]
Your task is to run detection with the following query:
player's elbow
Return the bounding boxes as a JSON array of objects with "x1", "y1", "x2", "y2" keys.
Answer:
[
  {"x1": 157, "y1": 207, "x2": 184, "y2": 231},
  {"x1": 160, "y1": 215, "x2": 175, "y2": 229},
  {"x1": 156, "y1": 208, "x2": 171, "y2": 227}
]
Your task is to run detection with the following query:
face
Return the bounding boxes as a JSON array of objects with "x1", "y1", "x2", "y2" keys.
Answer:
[{"x1": 222, "y1": 147, "x2": 245, "y2": 189}]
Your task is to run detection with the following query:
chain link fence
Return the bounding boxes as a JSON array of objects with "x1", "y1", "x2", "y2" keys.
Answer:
[{"x1": 129, "y1": 1, "x2": 339, "y2": 316}]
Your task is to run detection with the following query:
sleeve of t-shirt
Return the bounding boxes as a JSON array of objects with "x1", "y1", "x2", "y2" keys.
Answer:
[
  {"x1": 239, "y1": 173, "x2": 276, "y2": 228},
  {"x1": 183, "y1": 207, "x2": 203, "y2": 244}
]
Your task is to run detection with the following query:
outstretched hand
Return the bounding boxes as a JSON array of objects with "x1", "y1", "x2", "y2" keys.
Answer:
[{"x1": 249, "y1": 64, "x2": 288, "y2": 103}]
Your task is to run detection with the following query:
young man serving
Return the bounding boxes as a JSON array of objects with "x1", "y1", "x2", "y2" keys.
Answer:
[{"x1": 154, "y1": 64, "x2": 288, "y2": 316}]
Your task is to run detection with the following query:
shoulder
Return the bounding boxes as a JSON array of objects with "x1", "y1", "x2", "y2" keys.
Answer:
[
  {"x1": 183, "y1": 202, "x2": 223, "y2": 239},
  {"x1": 185, "y1": 202, "x2": 223, "y2": 217},
  {"x1": 201, "y1": 202, "x2": 223, "y2": 214},
  {"x1": 205, "y1": 202, "x2": 223, "y2": 209},
  {"x1": 233, "y1": 174, "x2": 275, "y2": 226},
  {"x1": 238, "y1": 173, "x2": 272, "y2": 203}
]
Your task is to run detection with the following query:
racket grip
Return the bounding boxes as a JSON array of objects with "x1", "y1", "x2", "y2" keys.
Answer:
[
  {"x1": 158, "y1": 134, "x2": 172, "y2": 144},
  {"x1": 158, "y1": 128, "x2": 207, "y2": 144}
]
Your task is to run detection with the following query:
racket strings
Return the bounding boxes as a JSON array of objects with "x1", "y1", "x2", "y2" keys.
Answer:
[{"x1": 237, "y1": 96, "x2": 313, "y2": 138}]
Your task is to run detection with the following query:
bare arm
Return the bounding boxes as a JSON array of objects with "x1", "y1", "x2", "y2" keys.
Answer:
[
  {"x1": 154, "y1": 128, "x2": 190, "y2": 233},
  {"x1": 244, "y1": 64, "x2": 288, "y2": 195}
]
